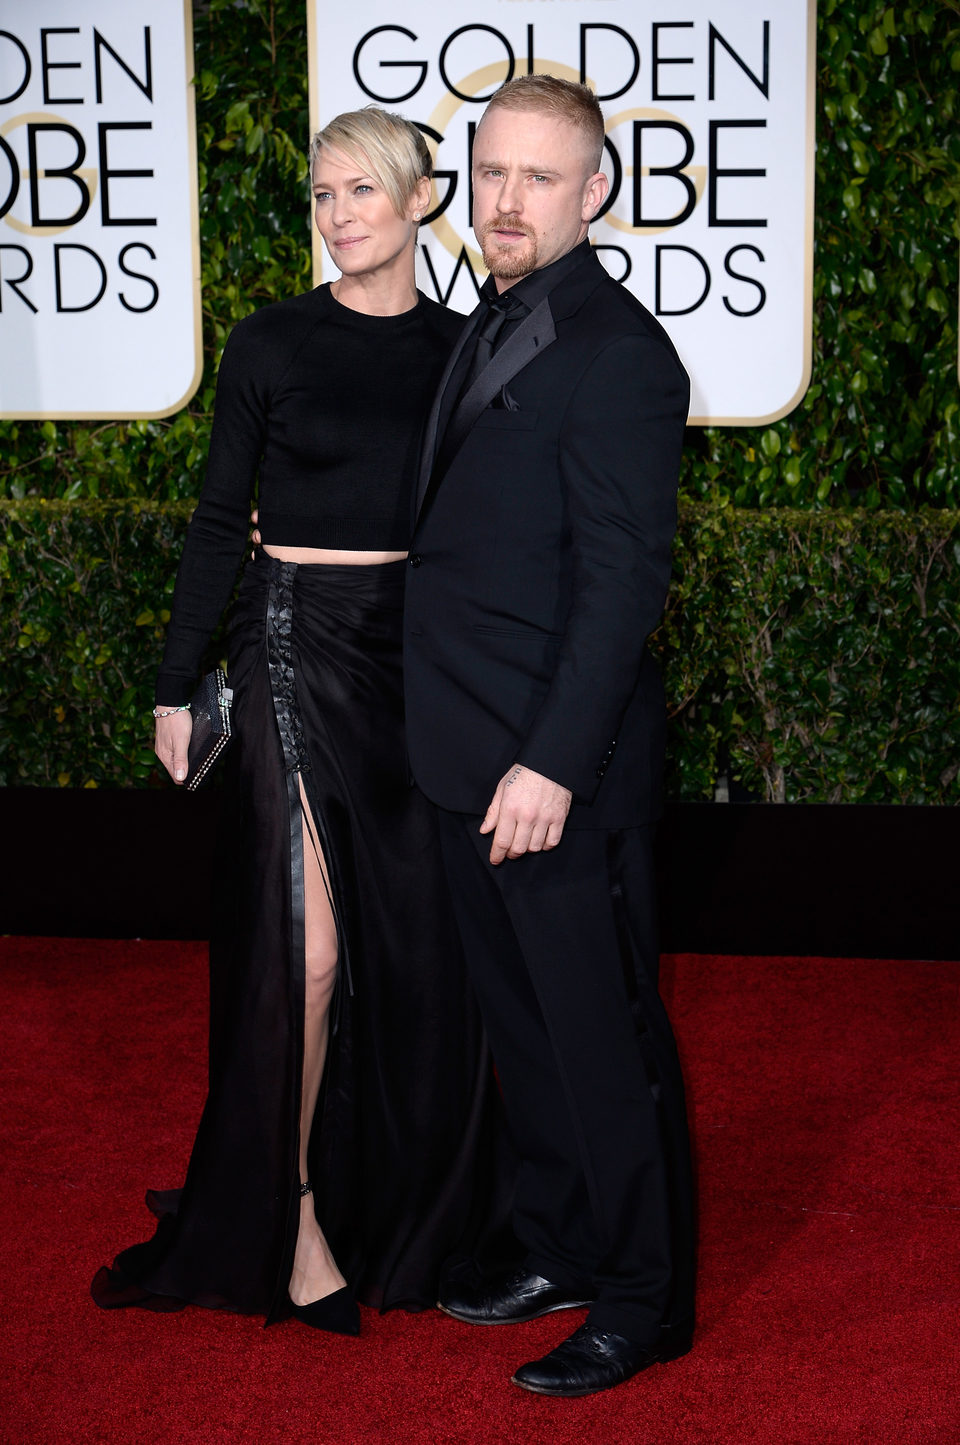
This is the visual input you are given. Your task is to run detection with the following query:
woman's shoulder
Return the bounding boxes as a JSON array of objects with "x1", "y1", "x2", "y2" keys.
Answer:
[
  {"x1": 416, "y1": 292, "x2": 469, "y2": 346},
  {"x1": 229, "y1": 286, "x2": 328, "y2": 345},
  {"x1": 219, "y1": 288, "x2": 330, "y2": 379}
]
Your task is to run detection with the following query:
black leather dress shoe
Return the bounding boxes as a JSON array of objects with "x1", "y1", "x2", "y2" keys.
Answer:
[
  {"x1": 437, "y1": 1267, "x2": 595, "y2": 1325},
  {"x1": 512, "y1": 1322, "x2": 692, "y2": 1397}
]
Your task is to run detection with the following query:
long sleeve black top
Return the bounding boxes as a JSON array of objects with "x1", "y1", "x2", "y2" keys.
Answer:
[{"x1": 156, "y1": 285, "x2": 463, "y2": 704}]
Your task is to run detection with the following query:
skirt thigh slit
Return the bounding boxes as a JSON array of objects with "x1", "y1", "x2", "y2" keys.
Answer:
[
  {"x1": 261, "y1": 560, "x2": 354, "y2": 1322},
  {"x1": 92, "y1": 551, "x2": 515, "y2": 1322}
]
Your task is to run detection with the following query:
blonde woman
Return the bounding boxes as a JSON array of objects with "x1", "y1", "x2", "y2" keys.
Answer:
[{"x1": 93, "y1": 108, "x2": 507, "y2": 1335}]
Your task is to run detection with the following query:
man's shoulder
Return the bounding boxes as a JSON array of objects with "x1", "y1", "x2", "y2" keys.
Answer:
[
  {"x1": 582, "y1": 265, "x2": 680, "y2": 360},
  {"x1": 549, "y1": 249, "x2": 680, "y2": 360},
  {"x1": 551, "y1": 256, "x2": 689, "y2": 397}
]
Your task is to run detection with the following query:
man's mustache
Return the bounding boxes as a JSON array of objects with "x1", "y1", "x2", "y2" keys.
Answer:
[{"x1": 479, "y1": 215, "x2": 535, "y2": 242}]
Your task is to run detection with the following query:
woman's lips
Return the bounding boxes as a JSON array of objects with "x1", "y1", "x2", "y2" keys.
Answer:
[{"x1": 334, "y1": 235, "x2": 368, "y2": 248}]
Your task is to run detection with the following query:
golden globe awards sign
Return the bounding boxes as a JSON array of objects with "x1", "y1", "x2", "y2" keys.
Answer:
[
  {"x1": 308, "y1": 0, "x2": 815, "y2": 424},
  {"x1": 0, "y1": 1, "x2": 201, "y2": 419}
]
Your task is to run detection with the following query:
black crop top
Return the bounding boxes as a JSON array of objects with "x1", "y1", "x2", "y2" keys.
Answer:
[{"x1": 156, "y1": 285, "x2": 463, "y2": 704}]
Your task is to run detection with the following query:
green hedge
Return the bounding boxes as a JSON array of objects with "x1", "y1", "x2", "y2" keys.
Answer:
[
  {"x1": 4, "y1": 500, "x2": 957, "y2": 802},
  {"x1": 0, "y1": 501, "x2": 193, "y2": 787},
  {"x1": 693, "y1": 0, "x2": 960, "y2": 509},
  {"x1": 1, "y1": 0, "x2": 958, "y2": 509},
  {"x1": 663, "y1": 506, "x2": 960, "y2": 803},
  {"x1": 1, "y1": 1, "x2": 958, "y2": 800}
]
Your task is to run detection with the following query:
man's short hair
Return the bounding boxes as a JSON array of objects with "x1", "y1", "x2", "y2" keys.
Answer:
[{"x1": 481, "y1": 76, "x2": 605, "y2": 172}]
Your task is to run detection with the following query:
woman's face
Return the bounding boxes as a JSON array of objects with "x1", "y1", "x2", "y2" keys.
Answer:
[{"x1": 312, "y1": 146, "x2": 424, "y2": 280}]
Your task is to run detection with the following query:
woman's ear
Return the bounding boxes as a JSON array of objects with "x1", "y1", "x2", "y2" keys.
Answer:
[{"x1": 410, "y1": 175, "x2": 432, "y2": 222}]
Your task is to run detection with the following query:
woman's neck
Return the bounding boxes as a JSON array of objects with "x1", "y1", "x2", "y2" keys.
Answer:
[{"x1": 331, "y1": 260, "x2": 419, "y2": 317}]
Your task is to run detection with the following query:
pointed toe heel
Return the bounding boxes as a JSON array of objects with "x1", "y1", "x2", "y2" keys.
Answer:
[{"x1": 290, "y1": 1287, "x2": 360, "y2": 1337}]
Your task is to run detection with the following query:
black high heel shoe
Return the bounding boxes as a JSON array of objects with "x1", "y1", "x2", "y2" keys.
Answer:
[
  {"x1": 289, "y1": 1181, "x2": 360, "y2": 1336},
  {"x1": 290, "y1": 1287, "x2": 360, "y2": 1336}
]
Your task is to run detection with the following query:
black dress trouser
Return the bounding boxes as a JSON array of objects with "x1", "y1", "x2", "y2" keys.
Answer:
[{"x1": 434, "y1": 809, "x2": 696, "y2": 1344}]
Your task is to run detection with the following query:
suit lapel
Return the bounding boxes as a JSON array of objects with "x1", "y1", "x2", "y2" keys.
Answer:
[
  {"x1": 415, "y1": 298, "x2": 558, "y2": 525},
  {"x1": 415, "y1": 306, "x2": 484, "y2": 511},
  {"x1": 449, "y1": 298, "x2": 556, "y2": 443}
]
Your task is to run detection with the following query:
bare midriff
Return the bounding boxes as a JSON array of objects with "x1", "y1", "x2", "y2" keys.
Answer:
[{"x1": 263, "y1": 546, "x2": 408, "y2": 565}]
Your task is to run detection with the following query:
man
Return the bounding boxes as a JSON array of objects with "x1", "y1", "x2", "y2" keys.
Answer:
[{"x1": 404, "y1": 75, "x2": 695, "y2": 1398}]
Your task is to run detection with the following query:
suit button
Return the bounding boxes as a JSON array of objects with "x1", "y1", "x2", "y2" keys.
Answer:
[
  {"x1": 409, "y1": 553, "x2": 422, "y2": 568},
  {"x1": 596, "y1": 763, "x2": 607, "y2": 778}
]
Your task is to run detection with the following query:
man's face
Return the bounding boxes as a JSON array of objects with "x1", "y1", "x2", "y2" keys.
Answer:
[{"x1": 471, "y1": 107, "x2": 608, "y2": 290}]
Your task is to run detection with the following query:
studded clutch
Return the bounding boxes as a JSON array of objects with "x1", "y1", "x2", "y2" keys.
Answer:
[{"x1": 185, "y1": 667, "x2": 234, "y2": 791}]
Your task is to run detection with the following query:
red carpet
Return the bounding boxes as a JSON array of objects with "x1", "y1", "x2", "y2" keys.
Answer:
[{"x1": 1, "y1": 939, "x2": 957, "y2": 1444}]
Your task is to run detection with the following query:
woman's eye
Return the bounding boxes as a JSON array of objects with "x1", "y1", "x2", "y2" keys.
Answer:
[
  {"x1": 355, "y1": 185, "x2": 373, "y2": 194},
  {"x1": 314, "y1": 192, "x2": 331, "y2": 203}
]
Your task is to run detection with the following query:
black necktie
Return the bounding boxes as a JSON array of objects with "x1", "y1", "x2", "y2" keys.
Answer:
[
  {"x1": 459, "y1": 292, "x2": 524, "y2": 399},
  {"x1": 430, "y1": 291, "x2": 527, "y2": 490}
]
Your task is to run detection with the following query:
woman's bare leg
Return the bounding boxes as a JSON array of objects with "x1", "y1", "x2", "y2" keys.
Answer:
[{"x1": 288, "y1": 774, "x2": 348, "y2": 1306}]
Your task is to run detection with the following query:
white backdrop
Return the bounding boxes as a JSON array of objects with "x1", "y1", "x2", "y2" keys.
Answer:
[
  {"x1": 0, "y1": 1, "x2": 201, "y2": 419},
  {"x1": 309, "y1": 0, "x2": 816, "y2": 424}
]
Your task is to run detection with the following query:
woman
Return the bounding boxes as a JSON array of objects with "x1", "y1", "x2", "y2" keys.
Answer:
[{"x1": 92, "y1": 108, "x2": 509, "y2": 1334}]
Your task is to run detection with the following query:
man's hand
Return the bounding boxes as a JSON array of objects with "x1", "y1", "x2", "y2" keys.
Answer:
[
  {"x1": 250, "y1": 506, "x2": 261, "y2": 559},
  {"x1": 480, "y1": 764, "x2": 572, "y2": 865}
]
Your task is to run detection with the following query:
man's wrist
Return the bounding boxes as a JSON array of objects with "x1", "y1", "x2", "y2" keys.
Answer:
[{"x1": 514, "y1": 757, "x2": 572, "y2": 797}]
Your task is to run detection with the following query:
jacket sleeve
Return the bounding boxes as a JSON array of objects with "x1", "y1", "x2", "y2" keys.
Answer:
[
  {"x1": 154, "y1": 320, "x2": 269, "y2": 705},
  {"x1": 515, "y1": 330, "x2": 688, "y2": 802}
]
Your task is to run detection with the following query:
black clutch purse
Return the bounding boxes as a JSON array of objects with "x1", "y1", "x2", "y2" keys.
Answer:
[{"x1": 185, "y1": 667, "x2": 234, "y2": 791}]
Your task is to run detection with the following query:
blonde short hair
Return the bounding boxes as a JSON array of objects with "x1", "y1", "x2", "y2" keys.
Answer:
[
  {"x1": 309, "y1": 106, "x2": 432, "y2": 217},
  {"x1": 482, "y1": 76, "x2": 605, "y2": 172}
]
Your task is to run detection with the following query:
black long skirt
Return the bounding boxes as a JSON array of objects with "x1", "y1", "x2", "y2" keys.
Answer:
[{"x1": 93, "y1": 553, "x2": 511, "y2": 1321}]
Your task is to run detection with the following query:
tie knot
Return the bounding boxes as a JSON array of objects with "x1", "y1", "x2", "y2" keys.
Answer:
[
  {"x1": 491, "y1": 290, "x2": 524, "y2": 316},
  {"x1": 478, "y1": 290, "x2": 525, "y2": 344}
]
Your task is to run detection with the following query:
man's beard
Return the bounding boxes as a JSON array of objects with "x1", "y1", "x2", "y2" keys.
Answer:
[{"x1": 478, "y1": 215, "x2": 538, "y2": 279}]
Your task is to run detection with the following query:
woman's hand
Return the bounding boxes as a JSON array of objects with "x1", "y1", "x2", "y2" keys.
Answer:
[
  {"x1": 250, "y1": 506, "x2": 261, "y2": 559},
  {"x1": 155, "y1": 709, "x2": 194, "y2": 784}
]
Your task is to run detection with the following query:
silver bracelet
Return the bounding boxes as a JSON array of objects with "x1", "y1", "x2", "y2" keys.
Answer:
[{"x1": 152, "y1": 703, "x2": 192, "y2": 718}]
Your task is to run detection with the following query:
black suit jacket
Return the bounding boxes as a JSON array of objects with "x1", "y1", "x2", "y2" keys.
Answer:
[{"x1": 404, "y1": 246, "x2": 689, "y2": 829}]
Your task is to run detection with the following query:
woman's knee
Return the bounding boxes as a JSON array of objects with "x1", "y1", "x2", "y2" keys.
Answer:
[{"x1": 303, "y1": 931, "x2": 338, "y2": 999}]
